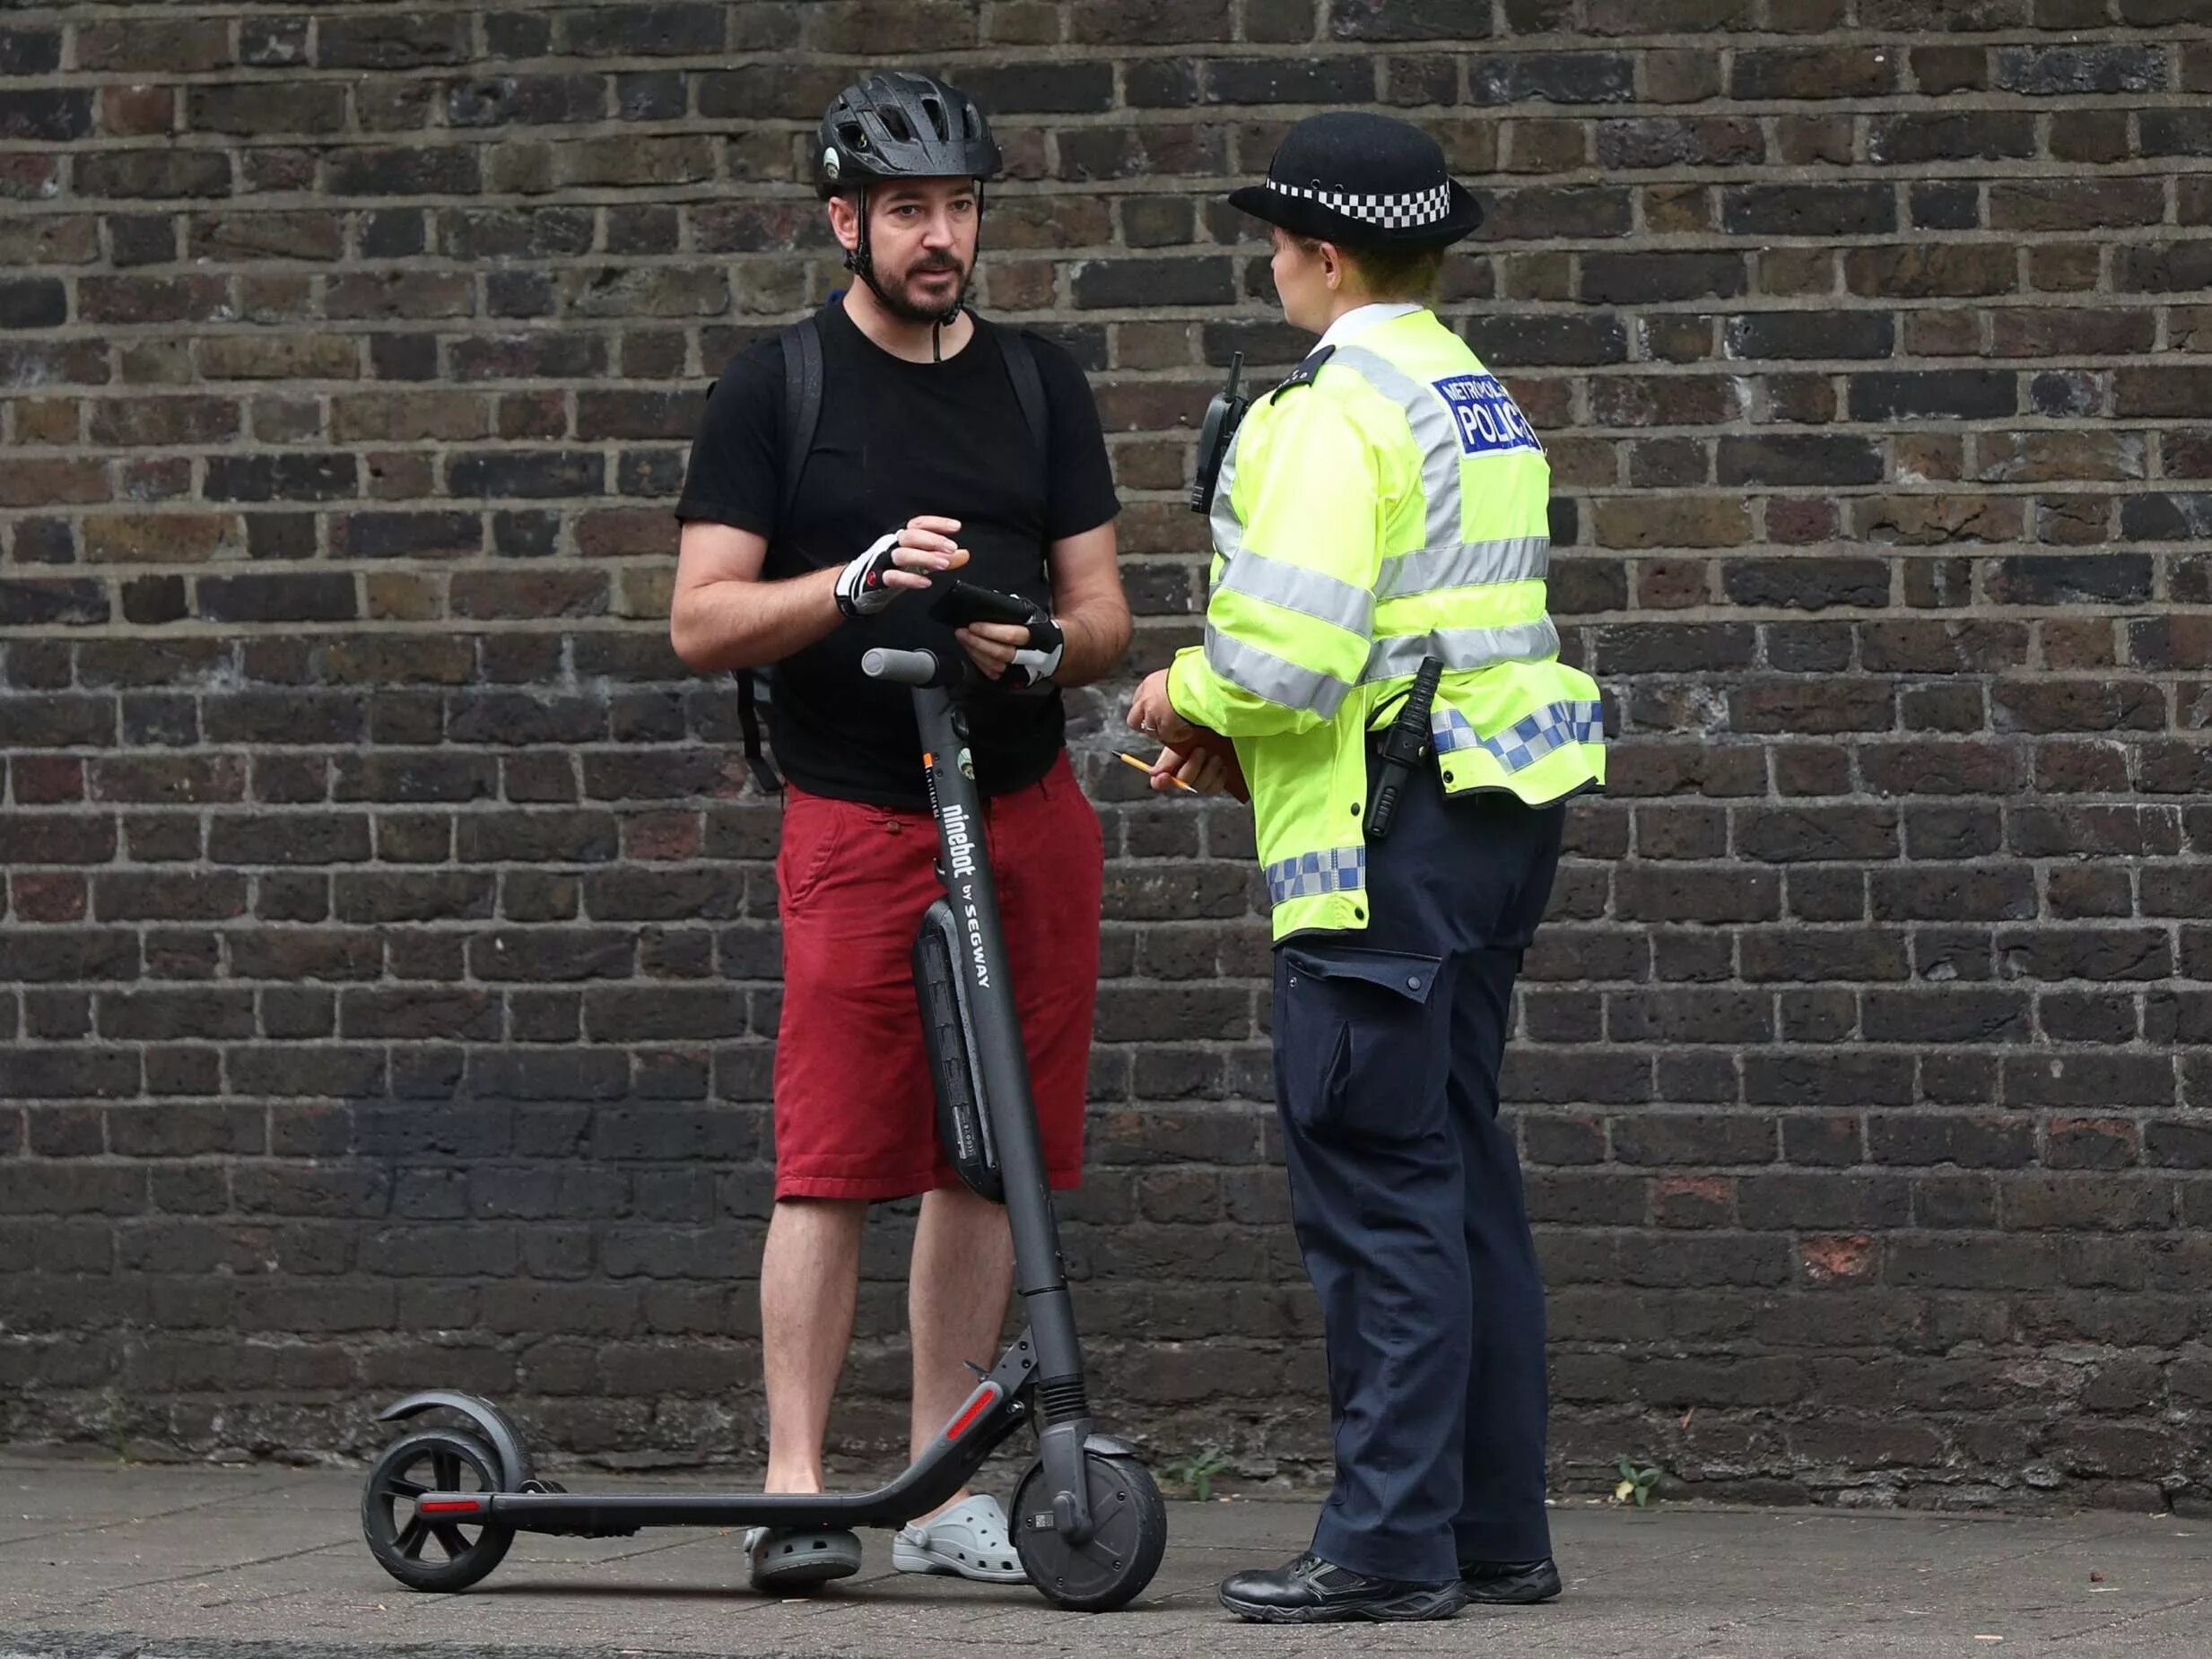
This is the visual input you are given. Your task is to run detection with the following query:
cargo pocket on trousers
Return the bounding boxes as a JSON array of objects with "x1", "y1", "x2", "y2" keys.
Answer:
[{"x1": 1275, "y1": 942, "x2": 1448, "y2": 1144}]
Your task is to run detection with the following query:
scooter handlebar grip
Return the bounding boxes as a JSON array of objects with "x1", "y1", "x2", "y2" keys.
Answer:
[{"x1": 863, "y1": 647, "x2": 943, "y2": 686}]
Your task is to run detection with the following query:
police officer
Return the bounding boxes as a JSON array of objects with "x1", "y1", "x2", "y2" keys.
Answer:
[{"x1": 1127, "y1": 112, "x2": 1605, "y2": 1622}]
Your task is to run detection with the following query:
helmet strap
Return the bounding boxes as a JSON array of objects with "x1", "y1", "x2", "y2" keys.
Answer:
[{"x1": 842, "y1": 184, "x2": 898, "y2": 313}]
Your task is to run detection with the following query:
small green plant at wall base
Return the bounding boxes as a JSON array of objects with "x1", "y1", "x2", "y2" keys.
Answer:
[
  {"x1": 1165, "y1": 1446, "x2": 1232, "y2": 1501},
  {"x1": 1614, "y1": 1457, "x2": 1663, "y2": 1507}
]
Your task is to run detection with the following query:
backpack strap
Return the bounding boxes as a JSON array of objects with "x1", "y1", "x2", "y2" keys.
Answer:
[
  {"x1": 997, "y1": 324, "x2": 1049, "y2": 462},
  {"x1": 733, "y1": 317, "x2": 826, "y2": 798},
  {"x1": 779, "y1": 316, "x2": 824, "y2": 525}
]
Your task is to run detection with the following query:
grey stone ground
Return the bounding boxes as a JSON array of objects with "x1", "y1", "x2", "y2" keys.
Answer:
[{"x1": 4, "y1": 1453, "x2": 2211, "y2": 1658}]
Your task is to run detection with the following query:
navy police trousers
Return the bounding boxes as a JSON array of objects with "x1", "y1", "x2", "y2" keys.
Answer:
[{"x1": 1272, "y1": 760, "x2": 1565, "y2": 1584}]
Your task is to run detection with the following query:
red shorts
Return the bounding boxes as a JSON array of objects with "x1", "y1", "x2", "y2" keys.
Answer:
[{"x1": 771, "y1": 752, "x2": 1102, "y2": 1202}]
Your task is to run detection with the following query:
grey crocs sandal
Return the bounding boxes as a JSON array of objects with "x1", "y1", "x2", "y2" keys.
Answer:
[
  {"x1": 744, "y1": 1524, "x2": 863, "y2": 1592},
  {"x1": 891, "y1": 1494, "x2": 1026, "y2": 1584}
]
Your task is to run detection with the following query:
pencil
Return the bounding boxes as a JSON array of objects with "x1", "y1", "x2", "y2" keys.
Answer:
[{"x1": 1117, "y1": 751, "x2": 1198, "y2": 793}]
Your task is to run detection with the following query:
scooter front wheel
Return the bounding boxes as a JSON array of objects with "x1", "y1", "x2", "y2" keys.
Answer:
[
  {"x1": 361, "y1": 1427, "x2": 514, "y2": 1593},
  {"x1": 1012, "y1": 1449, "x2": 1167, "y2": 1612}
]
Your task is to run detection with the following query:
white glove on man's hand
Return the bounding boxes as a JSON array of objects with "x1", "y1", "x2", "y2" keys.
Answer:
[
  {"x1": 833, "y1": 531, "x2": 904, "y2": 618},
  {"x1": 1008, "y1": 615, "x2": 1065, "y2": 688}
]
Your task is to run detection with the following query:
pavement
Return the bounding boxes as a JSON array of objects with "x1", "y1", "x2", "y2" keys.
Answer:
[{"x1": 4, "y1": 1452, "x2": 2212, "y2": 1658}]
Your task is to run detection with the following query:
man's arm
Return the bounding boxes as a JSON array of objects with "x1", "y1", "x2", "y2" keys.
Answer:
[
  {"x1": 669, "y1": 516, "x2": 970, "y2": 673},
  {"x1": 670, "y1": 521, "x2": 834, "y2": 673},
  {"x1": 1044, "y1": 520, "x2": 1129, "y2": 686},
  {"x1": 953, "y1": 520, "x2": 1130, "y2": 686}
]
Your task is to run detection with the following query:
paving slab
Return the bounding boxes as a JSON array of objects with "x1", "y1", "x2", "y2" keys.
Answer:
[{"x1": 4, "y1": 1454, "x2": 2209, "y2": 1658}]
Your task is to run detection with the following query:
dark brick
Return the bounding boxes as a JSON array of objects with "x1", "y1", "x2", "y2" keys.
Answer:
[
  {"x1": 1991, "y1": 179, "x2": 2165, "y2": 232},
  {"x1": 204, "y1": 455, "x2": 357, "y2": 504},
  {"x1": 326, "y1": 147, "x2": 480, "y2": 198},
  {"x1": 1596, "y1": 117, "x2": 1762, "y2": 170},
  {"x1": 1723, "y1": 185, "x2": 1894, "y2": 238},
  {"x1": 1910, "y1": 183, "x2": 1980, "y2": 231},
  {"x1": 1732, "y1": 48, "x2": 1894, "y2": 100},
  {"x1": 196, "y1": 574, "x2": 356, "y2": 625},
  {"x1": 1327, "y1": 0, "x2": 1484, "y2": 39},
  {"x1": 1469, "y1": 53, "x2": 1633, "y2": 105},
  {"x1": 1725, "y1": 312, "x2": 1893, "y2": 360},
  {"x1": 1204, "y1": 57, "x2": 1372, "y2": 104},
  {"x1": 448, "y1": 74, "x2": 605, "y2": 129},
  {"x1": 1869, "y1": 113, "x2": 2035, "y2": 165},
  {"x1": 1850, "y1": 372, "x2": 2015, "y2": 422},
  {"x1": 1724, "y1": 560, "x2": 1886, "y2": 611},
  {"x1": 1994, "y1": 44, "x2": 2168, "y2": 95},
  {"x1": 1464, "y1": 314, "x2": 1628, "y2": 368},
  {"x1": 318, "y1": 13, "x2": 471, "y2": 69},
  {"x1": 0, "y1": 90, "x2": 91, "y2": 143},
  {"x1": 1072, "y1": 256, "x2": 1233, "y2": 309},
  {"x1": 0, "y1": 27, "x2": 62, "y2": 75},
  {"x1": 1718, "y1": 437, "x2": 1883, "y2": 487},
  {"x1": 0, "y1": 579, "x2": 108, "y2": 628},
  {"x1": 1479, "y1": 187, "x2": 1633, "y2": 241},
  {"x1": 1580, "y1": 253, "x2": 1745, "y2": 304}
]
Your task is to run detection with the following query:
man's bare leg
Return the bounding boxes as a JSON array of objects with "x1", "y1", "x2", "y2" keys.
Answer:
[
  {"x1": 761, "y1": 1196, "x2": 868, "y2": 1495},
  {"x1": 908, "y1": 1182, "x2": 1015, "y2": 1516}
]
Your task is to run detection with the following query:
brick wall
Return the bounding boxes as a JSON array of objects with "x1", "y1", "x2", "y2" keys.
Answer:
[{"x1": 4, "y1": 1, "x2": 2210, "y2": 1508}]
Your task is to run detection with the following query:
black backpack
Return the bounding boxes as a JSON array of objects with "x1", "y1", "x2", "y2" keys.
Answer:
[{"x1": 732, "y1": 313, "x2": 1051, "y2": 795}]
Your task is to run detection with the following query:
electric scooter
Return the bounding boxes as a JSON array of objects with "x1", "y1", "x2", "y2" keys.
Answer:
[{"x1": 359, "y1": 607, "x2": 1166, "y2": 1611}]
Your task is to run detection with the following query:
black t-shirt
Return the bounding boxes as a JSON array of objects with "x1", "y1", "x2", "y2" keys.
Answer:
[{"x1": 675, "y1": 298, "x2": 1119, "y2": 810}]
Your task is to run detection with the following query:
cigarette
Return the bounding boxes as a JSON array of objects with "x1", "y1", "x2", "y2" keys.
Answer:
[{"x1": 1117, "y1": 751, "x2": 1198, "y2": 793}]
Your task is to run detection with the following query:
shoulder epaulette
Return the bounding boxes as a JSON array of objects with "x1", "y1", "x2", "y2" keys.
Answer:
[{"x1": 1267, "y1": 343, "x2": 1336, "y2": 404}]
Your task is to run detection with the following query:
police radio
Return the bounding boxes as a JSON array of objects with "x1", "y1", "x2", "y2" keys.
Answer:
[{"x1": 1189, "y1": 352, "x2": 1249, "y2": 516}]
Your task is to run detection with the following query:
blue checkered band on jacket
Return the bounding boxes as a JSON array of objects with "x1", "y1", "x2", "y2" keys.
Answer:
[
  {"x1": 1433, "y1": 700, "x2": 1605, "y2": 772},
  {"x1": 1265, "y1": 176, "x2": 1451, "y2": 230},
  {"x1": 1265, "y1": 845, "x2": 1367, "y2": 907}
]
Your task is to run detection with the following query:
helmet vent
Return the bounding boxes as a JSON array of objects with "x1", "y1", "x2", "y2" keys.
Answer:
[
  {"x1": 838, "y1": 119, "x2": 867, "y2": 152},
  {"x1": 880, "y1": 106, "x2": 913, "y2": 143},
  {"x1": 921, "y1": 95, "x2": 949, "y2": 142}
]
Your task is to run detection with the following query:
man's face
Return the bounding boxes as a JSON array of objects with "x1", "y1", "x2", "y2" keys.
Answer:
[{"x1": 835, "y1": 177, "x2": 979, "y2": 323}]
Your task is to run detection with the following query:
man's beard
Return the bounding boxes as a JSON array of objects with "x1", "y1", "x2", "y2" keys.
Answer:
[{"x1": 875, "y1": 255, "x2": 971, "y2": 325}]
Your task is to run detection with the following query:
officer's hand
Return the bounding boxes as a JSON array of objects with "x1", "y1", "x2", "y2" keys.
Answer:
[
  {"x1": 956, "y1": 619, "x2": 1026, "y2": 679},
  {"x1": 1125, "y1": 669, "x2": 1197, "y2": 747},
  {"x1": 1149, "y1": 743, "x2": 1233, "y2": 795}
]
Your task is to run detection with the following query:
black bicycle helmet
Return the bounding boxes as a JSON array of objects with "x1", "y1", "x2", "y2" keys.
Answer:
[{"x1": 815, "y1": 72, "x2": 1002, "y2": 199}]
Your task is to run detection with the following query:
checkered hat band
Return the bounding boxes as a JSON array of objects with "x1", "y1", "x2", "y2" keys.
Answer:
[{"x1": 1266, "y1": 177, "x2": 1452, "y2": 230}]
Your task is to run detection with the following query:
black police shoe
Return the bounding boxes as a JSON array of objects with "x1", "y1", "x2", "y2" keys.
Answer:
[
  {"x1": 1218, "y1": 1552, "x2": 1466, "y2": 1623},
  {"x1": 1459, "y1": 1556, "x2": 1562, "y2": 1603}
]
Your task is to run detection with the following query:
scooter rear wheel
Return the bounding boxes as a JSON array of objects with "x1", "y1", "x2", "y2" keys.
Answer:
[
  {"x1": 1012, "y1": 1450, "x2": 1167, "y2": 1611},
  {"x1": 361, "y1": 1427, "x2": 514, "y2": 1593}
]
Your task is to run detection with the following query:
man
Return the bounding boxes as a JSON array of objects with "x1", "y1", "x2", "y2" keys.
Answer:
[
  {"x1": 670, "y1": 71, "x2": 1130, "y2": 1592},
  {"x1": 1128, "y1": 112, "x2": 1605, "y2": 1622}
]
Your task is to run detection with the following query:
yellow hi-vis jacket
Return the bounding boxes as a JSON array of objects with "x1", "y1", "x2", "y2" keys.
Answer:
[{"x1": 1167, "y1": 307, "x2": 1605, "y2": 941}]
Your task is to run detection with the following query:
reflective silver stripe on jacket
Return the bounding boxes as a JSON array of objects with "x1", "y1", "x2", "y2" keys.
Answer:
[
  {"x1": 1217, "y1": 548, "x2": 1374, "y2": 638},
  {"x1": 1365, "y1": 618, "x2": 1562, "y2": 682},
  {"x1": 1265, "y1": 845, "x2": 1366, "y2": 907},
  {"x1": 1379, "y1": 534, "x2": 1549, "y2": 599},
  {"x1": 1205, "y1": 624, "x2": 1354, "y2": 717}
]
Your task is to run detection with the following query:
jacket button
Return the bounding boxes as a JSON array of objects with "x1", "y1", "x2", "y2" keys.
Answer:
[{"x1": 1406, "y1": 976, "x2": 1422, "y2": 990}]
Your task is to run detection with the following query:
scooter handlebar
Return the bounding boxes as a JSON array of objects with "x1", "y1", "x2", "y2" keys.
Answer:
[{"x1": 862, "y1": 646, "x2": 948, "y2": 687}]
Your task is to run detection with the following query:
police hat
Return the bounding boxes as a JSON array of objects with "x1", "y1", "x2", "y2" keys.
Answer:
[{"x1": 1228, "y1": 111, "x2": 1482, "y2": 248}]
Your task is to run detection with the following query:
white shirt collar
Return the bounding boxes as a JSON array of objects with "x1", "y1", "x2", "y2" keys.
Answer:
[{"x1": 1315, "y1": 301, "x2": 1422, "y2": 355}]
